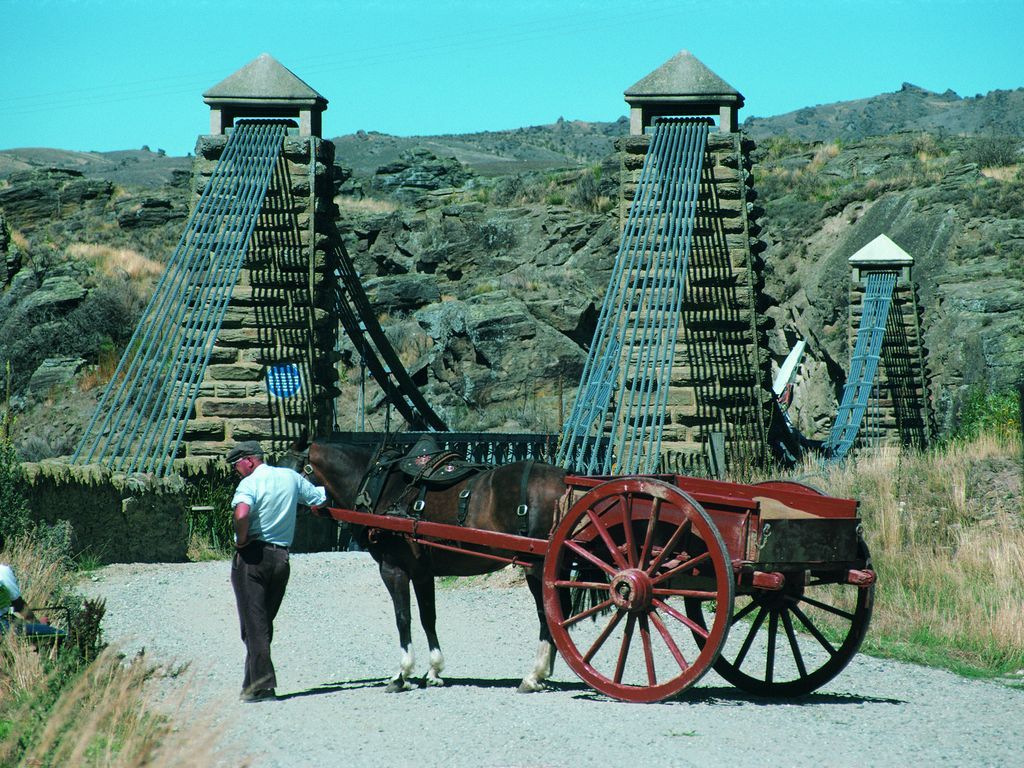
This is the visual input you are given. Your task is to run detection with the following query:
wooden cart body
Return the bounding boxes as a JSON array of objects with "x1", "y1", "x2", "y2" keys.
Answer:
[{"x1": 326, "y1": 473, "x2": 875, "y2": 703}]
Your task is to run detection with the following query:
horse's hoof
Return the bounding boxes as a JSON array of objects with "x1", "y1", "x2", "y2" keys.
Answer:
[
  {"x1": 425, "y1": 675, "x2": 445, "y2": 688},
  {"x1": 385, "y1": 679, "x2": 412, "y2": 693},
  {"x1": 517, "y1": 679, "x2": 548, "y2": 693}
]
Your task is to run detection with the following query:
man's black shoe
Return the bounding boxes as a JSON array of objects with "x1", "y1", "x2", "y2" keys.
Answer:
[{"x1": 240, "y1": 688, "x2": 276, "y2": 702}]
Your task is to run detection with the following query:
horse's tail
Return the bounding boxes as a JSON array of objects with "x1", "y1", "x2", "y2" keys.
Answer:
[
  {"x1": 569, "y1": 565, "x2": 611, "y2": 620},
  {"x1": 551, "y1": 486, "x2": 612, "y2": 619}
]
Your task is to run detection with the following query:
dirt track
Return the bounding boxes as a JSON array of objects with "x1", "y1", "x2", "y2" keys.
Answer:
[{"x1": 85, "y1": 552, "x2": 1024, "y2": 768}]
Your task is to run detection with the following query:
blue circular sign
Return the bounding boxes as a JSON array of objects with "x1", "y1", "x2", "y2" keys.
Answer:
[{"x1": 267, "y1": 363, "x2": 302, "y2": 398}]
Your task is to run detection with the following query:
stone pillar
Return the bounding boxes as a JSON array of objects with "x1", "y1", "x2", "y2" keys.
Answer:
[
  {"x1": 183, "y1": 134, "x2": 340, "y2": 457},
  {"x1": 848, "y1": 249, "x2": 931, "y2": 450},
  {"x1": 718, "y1": 105, "x2": 737, "y2": 133},
  {"x1": 209, "y1": 108, "x2": 225, "y2": 136},
  {"x1": 616, "y1": 131, "x2": 773, "y2": 472}
]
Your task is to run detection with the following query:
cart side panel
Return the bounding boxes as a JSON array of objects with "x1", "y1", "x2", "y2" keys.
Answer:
[
  {"x1": 754, "y1": 517, "x2": 862, "y2": 568},
  {"x1": 673, "y1": 476, "x2": 859, "y2": 519}
]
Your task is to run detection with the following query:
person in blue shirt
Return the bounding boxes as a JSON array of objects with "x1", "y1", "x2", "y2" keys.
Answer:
[{"x1": 227, "y1": 441, "x2": 326, "y2": 703}]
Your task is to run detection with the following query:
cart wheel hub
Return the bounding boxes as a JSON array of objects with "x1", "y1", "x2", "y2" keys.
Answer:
[{"x1": 609, "y1": 569, "x2": 653, "y2": 612}]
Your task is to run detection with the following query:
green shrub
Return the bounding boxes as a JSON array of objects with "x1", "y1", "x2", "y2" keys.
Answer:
[
  {"x1": 954, "y1": 384, "x2": 1021, "y2": 442},
  {"x1": 963, "y1": 136, "x2": 1021, "y2": 168},
  {"x1": 184, "y1": 474, "x2": 235, "y2": 557},
  {"x1": 492, "y1": 176, "x2": 525, "y2": 206},
  {"x1": 0, "y1": 411, "x2": 31, "y2": 536},
  {"x1": 569, "y1": 171, "x2": 600, "y2": 211}
]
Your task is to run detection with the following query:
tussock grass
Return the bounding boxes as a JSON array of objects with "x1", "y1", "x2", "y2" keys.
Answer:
[
  {"x1": 10, "y1": 229, "x2": 30, "y2": 253},
  {"x1": 807, "y1": 141, "x2": 840, "y2": 170},
  {"x1": 0, "y1": 647, "x2": 224, "y2": 768},
  {"x1": 980, "y1": 164, "x2": 1022, "y2": 181},
  {"x1": 795, "y1": 431, "x2": 1024, "y2": 676},
  {"x1": 0, "y1": 531, "x2": 227, "y2": 766},
  {"x1": 67, "y1": 242, "x2": 163, "y2": 283},
  {"x1": 334, "y1": 195, "x2": 399, "y2": 214},
  {"x1": 78, "y1": 344, "x2": 121, "y2": 392}
]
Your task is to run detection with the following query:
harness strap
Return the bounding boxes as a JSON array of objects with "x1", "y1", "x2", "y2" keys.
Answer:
[
  {"x1": 413, "y1": 485, "x2": 428, "y2": 515},
  {"x1": 457, "y1": 475, "x2": 477, "y2": 526},
  {"x1": 517, "y1": 460, "x2": 534, "y2": 537},
  {"x1": 355, "y1": 448, "x2": 404, "y2": 512}
]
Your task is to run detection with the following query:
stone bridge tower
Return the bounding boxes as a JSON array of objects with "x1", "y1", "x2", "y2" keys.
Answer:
[
  {"x1": 847, "y1": 234, "x2": 932, "y2": 451},
  {"x1": 183, "y1": 54, "x2": 340, "y2": 457},
  {"x1": 619, "y1": 51, "x2": 772, "y2": 472}
]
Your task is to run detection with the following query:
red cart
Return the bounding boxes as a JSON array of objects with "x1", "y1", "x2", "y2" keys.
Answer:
[{"x1": 328, "y1": 473, "x2": 875, "y2": 703}]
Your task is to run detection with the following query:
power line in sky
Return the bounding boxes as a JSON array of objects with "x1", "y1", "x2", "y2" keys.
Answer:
[{"x1": 1, "y1": 1, "x2": 687, "y2": 119}]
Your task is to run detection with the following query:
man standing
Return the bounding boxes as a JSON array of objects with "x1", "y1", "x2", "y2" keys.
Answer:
[{"x1": 227, "y1": 441, "x2": 326, "y2": 702}]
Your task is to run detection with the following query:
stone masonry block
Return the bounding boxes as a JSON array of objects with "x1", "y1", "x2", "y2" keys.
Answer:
[
  {"x1": 184, "y1": 418, "x2": 225, "y2": 440},
  {"x1": 198, "y1": 398, "x2": 272, "y2": 419},
  {"x1": 204, "y1": 364, "x2": 262, "y2": 382},
  {"x1": 216, "y1": 328, "x2": 262, "y2": 346},
  {"x1": 228, "y1": 419, "x2": 276, "y2": 441},
  {"x1": 207, "y1": 346, "x2": 239, "y2": 365}
]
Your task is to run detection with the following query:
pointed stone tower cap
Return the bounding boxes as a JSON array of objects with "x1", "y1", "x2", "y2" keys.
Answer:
[
  {"x1": 848, "y1": 234, "x2": 913, "y2": 266},
  {"x1": 849, "y1": 234, "x2": 914, "y2": 282},
  {"x1": 624, "y1": 50, "x2": 744, "y2": 134},
  {"x1": 203, "y1": 53, "x2": 328, "y2": 137}
]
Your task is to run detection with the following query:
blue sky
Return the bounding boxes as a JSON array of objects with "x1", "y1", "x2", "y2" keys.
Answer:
[{"x1": 1, "y1": 0, "x2": 1021, "y2": 156}]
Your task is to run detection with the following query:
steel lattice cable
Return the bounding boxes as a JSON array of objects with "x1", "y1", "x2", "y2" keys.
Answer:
[
  {"x1": 119, "y1": 122, "x2": 279, "y2": 471},
  {"x1": 330, "y1": 243, "x2": 448, "y2": 431},
  {"x1": 73, "y1": 120, "x2": 288, "y2": 475},
  {"x1": 823, "y1": 270, "x2": 898, "y2": 461},
  {"x1": 145, "y1": 121, "x2": 287, "y2": 476},
  {"x1": 610, "y1": 119, "x2": 706, "y2": 474},
  {"x1": 556, "y1": 118, "x2": 673, "y2": 471},
  {"x1": 557, "y1": 118, "x2": 708, "y2": 475}
]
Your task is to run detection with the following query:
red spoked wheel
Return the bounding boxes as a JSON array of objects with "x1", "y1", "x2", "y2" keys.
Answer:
[
  {"x1": 684, "y1": 480, "x2": 875, "y2": 697},
  {"x1": 542, "y1": 478, "x2": 733, "y2": 703}
]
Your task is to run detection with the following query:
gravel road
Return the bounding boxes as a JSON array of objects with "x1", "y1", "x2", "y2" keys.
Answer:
[{"x1": 84, "y1": 552, "x2": 1024, "y2": 768}]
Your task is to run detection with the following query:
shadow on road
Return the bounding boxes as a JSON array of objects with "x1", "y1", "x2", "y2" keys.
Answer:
[
  {"x1": 570, "y1": 685, "x2": 905, "y2": 706},
  {"x1": 278, "y1": 675, "x2": 594, "y2": 699},
  {"x1": 277, "y1": 677, "x2": 390, "y2": 700},
  {"x1": 278, "y1": 676, "x2": 903, "y2": 707}
]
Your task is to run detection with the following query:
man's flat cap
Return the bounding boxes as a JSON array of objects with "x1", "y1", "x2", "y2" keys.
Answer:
[{"x1": 226, "y1": 441, "x2": 264, "y2": 464}]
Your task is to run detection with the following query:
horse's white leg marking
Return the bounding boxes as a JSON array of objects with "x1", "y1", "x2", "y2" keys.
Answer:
[
  {"x1": 386, "y1": 644, "x2": 415, "y2": 692},
  {"x1": 425, "y1": 647, "x2": 445, "y2": 687},
  {"x1": 518, "y1": 640, "x2": 555, "y2": 693}
]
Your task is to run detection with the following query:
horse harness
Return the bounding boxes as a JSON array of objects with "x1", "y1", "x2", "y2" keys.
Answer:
[{"x1": 352, "y1": 446, "x2": 537, "y2": 537}]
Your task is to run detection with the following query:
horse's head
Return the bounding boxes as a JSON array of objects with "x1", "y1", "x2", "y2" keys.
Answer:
[
  {"x1": 279, "y1": 442, "x2": 312, "y2": 475},
  {"x1": 306, "y1": 441, "x2": 376, "y2": 508}
]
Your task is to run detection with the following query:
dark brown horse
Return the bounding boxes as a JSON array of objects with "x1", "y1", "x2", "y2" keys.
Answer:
[{"x1": 297, "y1": 439, "x2": 569, "y2": 693}]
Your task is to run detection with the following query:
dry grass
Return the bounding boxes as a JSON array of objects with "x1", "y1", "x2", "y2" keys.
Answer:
[
  {"x1": 0, "y1": 532, "x2": 231, "y2": 766},
  {"x1": 0, "y1": 648, "x2": 227, "y2": 768},
  {"x1": 334, "y1": 195, "x2": 399, "y2": 215},
  {"x1": 1, "y1": 532, "x2": 69, "y2": 618},
  {"x1": 799, "y1": 431, "x2": 1024, "y2": 672},
  {"x1": 10, "y1": 229, "x2": 30, "y2": 253},
  {"x1": 78, "y1": 345, "x2": 121, "y2": 393},
  {"x1": 980, "y1": 164, "x2": 1021, "y2": 181},
  {"x1": 0, "y1": 629, "x2": 49, "y2": 710},
  {"x1": 807, "y1": 141, "x2": 840, "y2": 171},
  {"x1": 67, "y1": 243, "x2": 163, "y2": 283}
]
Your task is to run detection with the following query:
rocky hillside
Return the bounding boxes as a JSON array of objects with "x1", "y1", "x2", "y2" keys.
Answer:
[
  {"x1": 0, "y1": 84, "x2": 1021, "y2": 460},
  {"x1": 744, "y1": 83, "x2": 1024, "y2": 143},
  {"x1": 754, "y1": 131, "x2": 1023, "y2": 438},
  {"x1": 0, "y1": 147, "x2": 190, "y2": 188}
]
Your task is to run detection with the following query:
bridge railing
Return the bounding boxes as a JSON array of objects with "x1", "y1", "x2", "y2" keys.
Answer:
[{"x1": 324, "y1": 432, "x2": 602, "y2": 466}]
